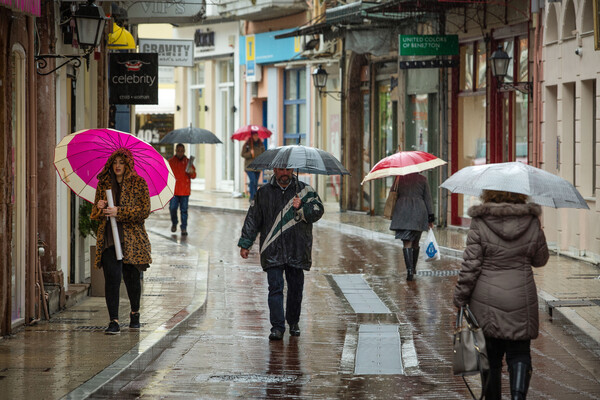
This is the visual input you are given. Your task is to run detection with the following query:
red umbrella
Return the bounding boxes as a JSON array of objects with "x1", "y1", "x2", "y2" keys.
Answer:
[
  {"x1": 362, "y1": 151, "x2": 446, "y2": 184},
  {"x1": 231, "y1": 125, "x2": 272, "y2": 141}
]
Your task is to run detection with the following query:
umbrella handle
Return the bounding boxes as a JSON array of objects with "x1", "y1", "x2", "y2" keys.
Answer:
[{"x1": 294, "y1": 170, "x2": 302, "y2": 222}]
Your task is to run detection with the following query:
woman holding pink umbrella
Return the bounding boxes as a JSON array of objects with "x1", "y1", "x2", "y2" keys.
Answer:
[{"x1": 91, "y1": 148, "x2": 152, "y2": 335}]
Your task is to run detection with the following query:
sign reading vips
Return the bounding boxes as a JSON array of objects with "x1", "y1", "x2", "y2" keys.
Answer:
[
  {"x1": 109, "y1": 53, "x2": 158, "y2": 104},
  {"x1": 139, "y1": 39, "x2": 194, "y2": 67}
]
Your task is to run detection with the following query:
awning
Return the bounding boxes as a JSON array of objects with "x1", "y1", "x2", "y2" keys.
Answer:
[{"x1": 108, "y1": 23, "x2": 136, "y2": 50}]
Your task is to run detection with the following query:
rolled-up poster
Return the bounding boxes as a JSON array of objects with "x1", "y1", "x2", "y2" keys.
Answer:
[
  {"x1": 106, "y1": 189, "x2": 123, "y2": 260},
  {"x1": 186, "y1": 155, "x2": 195, "y2": 174}
]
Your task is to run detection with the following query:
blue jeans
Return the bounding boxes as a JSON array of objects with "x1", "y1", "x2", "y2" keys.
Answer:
[
  {"x1": 169, "y1": 195, "x2": 190, "y2": 230},
  {"x1": 246, "y1": 170, "x2": 261, "y2": 200},
  {"x1": 266, "y1": 266, "x2": 304, "y2": 333}
]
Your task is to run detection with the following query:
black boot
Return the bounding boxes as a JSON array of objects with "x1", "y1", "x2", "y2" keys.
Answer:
[
  {"x1": 402, "y1": 248, "x2": 414, "y2": 281},
  {"x1": 412, "y1": 246, "x2": 420, "y2": 273},
  {"x1": 509, "y1": 362, "x2": 532, "y2": 400},
  {"x1": 483, "y1": 367, "x2": 502, "y2": 400}
]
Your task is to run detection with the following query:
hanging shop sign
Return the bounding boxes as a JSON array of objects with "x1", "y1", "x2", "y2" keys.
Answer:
[
  {"x1": 239, "y1": 28, "x2": 301, "y2": 65},
  {"x1": 109, "y1": 53, "x2": 158, "y2": 104},
  {"x1": 399, "y1": 35, "x2": 459, "y2": 56},
  {"x1": 139, "y1": 39, "x2": 194, "y2": 67}
]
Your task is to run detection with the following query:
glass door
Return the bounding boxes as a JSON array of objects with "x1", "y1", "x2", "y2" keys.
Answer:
[{"x1": 374, "y1": 83, "x2": 397, "y2": 215}]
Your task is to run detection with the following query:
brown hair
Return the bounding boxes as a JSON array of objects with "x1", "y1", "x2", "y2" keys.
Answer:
[{"x1": 481, "y1": 190, "x2": 528, "y2": 204}]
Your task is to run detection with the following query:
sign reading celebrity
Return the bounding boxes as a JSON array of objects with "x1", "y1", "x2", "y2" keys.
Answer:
[{"x1": 109, "y1": 53, "x2": 158, "y2": 104}]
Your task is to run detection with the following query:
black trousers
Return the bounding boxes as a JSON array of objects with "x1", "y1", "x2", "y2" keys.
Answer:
[
  {"x1": 485, "y1": 336, "x2": 531, "y2": 369},
  {"x1": 266, "y1": 266, "x2": 304, "y2": 333},
  {"x1": 101, "y1": 246, "x2": 141, "y2": 321}
]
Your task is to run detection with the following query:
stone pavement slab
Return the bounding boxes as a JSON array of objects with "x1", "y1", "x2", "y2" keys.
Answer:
[{"x1": 0, "y1": 230, "x2": 208, "y2": 400}]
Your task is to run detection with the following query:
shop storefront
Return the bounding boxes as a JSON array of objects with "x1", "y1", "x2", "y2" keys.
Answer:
[{"x1": 450, "y1": 27, "x2": 530, "y2": 226}]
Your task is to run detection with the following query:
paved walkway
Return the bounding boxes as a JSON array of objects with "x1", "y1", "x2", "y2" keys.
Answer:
[
  {"x1": 189, "y1": 189, "x2": 600, "y2": 350},
  {"x1": 0, "y1": 188, "x2": 597, "y2": 399}
]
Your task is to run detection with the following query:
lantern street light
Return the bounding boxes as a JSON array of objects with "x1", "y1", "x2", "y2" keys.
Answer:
[
  {"x1": 312, "y1": 64, "x2": 341, "y2": 100},
  {"x1": 489, "y1": 45, "x2": 532, "y2": 94},
  {"x1": 35, "y1": 1, "x2": 108, "y2": 75}
]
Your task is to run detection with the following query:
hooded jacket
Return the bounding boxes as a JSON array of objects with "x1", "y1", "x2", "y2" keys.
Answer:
[
  {"x1": 238, "y1": 176, "x2": 324, "y2": 271},
  {"x1": 453, "y1": 202, "x2": 549, "y2": 340},
  {"x1": 91, "y1": 148, "x2": 152, "y2": 269}
]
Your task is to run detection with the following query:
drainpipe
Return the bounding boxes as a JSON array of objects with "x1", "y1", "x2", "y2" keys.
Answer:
[
  {"x1": 27, "y1": 16, "x2": 38, "y2": 323},
  {"x1": 532, "y1": 11, "x2": 543, "y2": 168}
]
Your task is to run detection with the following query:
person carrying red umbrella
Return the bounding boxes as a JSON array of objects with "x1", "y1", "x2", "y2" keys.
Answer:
[
  {"x1": 363, "y1": 151, "x2": 446, "y2": 281},
  {"x1": 240, "y1": 127, "x2": 266, "y2": 203}
]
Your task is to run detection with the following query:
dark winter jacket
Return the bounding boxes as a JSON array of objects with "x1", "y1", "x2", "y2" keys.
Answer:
[
  {"x1": 390, "y1": 173, "x2": 434, "y2": 231},
  {"x1": 91, "y1": 148, "x2": 152, "y2": 269},
  {"x1": 453, "y1": 202, "x2": 549, "y2": 341},
  {"x1": 238, "y1": 176, "x2": 324, "y2": 271}
]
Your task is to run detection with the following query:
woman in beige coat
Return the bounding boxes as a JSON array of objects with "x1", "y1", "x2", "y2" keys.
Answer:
[{"x1": 453, "y1": 190, "x2": 549, "y2": 400}]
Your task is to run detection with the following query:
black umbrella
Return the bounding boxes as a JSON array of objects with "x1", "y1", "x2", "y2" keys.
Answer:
[
  {"x1": 159, "y1": 124, "x2": 222, "y2": 144},
  {"x1": 247, "y1": 145, "x2": 350, "y2": 176}
]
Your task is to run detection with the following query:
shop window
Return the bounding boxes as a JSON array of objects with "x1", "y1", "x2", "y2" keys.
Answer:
[
  {"x1": 459, "y1": 44, "x2": 473, "y2": 91},
  {"x1": 476, "y1": 42, "x2": 486, "y2": 90},
  {"x1": 283, "y1": 68, "x2": 306, "y2": 145}
]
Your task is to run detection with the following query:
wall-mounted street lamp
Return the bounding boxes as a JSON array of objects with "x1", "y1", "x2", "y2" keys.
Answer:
[
  {"x1": 35, "y1": 1, "x2": 108, "y2": 76},
  {"x1": 312, "y1": 64, "x2": 341, "y2": 100},
  {"x1": 489, "y1": 46, "x2": 532, "y2": 94}
]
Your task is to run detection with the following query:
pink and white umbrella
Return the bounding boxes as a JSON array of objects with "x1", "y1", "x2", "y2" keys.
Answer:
[
  {"x1": 54, "y1": 128, "x2": 175, "y2": 211},
  {"x1": 362, "y1": 151, "x2": 446, "y2": 184}
]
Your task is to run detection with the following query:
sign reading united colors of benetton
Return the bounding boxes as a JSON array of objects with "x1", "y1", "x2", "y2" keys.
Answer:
[
  {"x1": 399, "y1": 35, "x2": 459, "y2": 56},
  {"x1": 109, "y1": 53, "x2": 158, "y2": 104},
  {"x1": 138, "y1": 39, "x2": 194, "y2": 67}
]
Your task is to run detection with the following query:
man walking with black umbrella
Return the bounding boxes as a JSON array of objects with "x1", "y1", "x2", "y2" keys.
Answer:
[{"x1": 238, "y1": 168, "x2": 324, "y2": 341}]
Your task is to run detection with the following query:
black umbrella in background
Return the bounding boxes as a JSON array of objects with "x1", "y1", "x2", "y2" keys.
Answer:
[
  {"x1": 159, "y1": 124, "x2": 222, "y2": 144},
  {"x1": 248, "y1": 145, "x2": 350, "y2": 176}
]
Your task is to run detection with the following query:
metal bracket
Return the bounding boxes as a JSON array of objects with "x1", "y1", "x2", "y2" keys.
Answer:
[
  {"x1": 35, "y1": 53, "x2": 89, "y2": 76},
  {"x1": 497, "y1": 80, "x2": 533, "y2": 94}
]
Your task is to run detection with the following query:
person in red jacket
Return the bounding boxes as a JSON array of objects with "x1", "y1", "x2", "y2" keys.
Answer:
[{"x1": 168, "y1": 143, "x2": 196, "y2": 236}]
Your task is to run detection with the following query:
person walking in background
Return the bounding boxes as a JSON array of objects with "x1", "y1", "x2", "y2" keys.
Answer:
[
  {"x1": 241, "y1": 129, "x2": 266, "y2": 203},
  {"x1": 168, "y1": 143, "x2": 196, "y2": 236},
  {"x1": 238, "y1": 168, "x2": 324, "y2": 341},
  {"x1": 453, "y1": 190, "x2": 549, "y2": 400},
  {"x1": 91, "y1": 148, "x2": 152, "y2": 335},
  {"x1": 389, "y1": 173, "x2": 434, "y2": 281}
]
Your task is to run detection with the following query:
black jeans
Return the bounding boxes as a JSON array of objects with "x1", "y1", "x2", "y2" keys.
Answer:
[
  {"x1": 266, "y1": 266, "x2": 304, "y2": 333},
  {"x1": 485, "y1": 336, "x2": 531, "y2": 369},
  {"x1": 101, "y1": 246, "x2": 141, "y2": 321}
]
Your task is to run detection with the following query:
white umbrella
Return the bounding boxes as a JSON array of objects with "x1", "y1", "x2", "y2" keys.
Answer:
[{"x1": 440, "y1": 162, "x2": 589, "y2": 209}]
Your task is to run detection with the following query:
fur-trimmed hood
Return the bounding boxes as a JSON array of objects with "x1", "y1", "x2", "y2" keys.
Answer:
[
  {"x1": 97, "y1": 148, "x2": 138, "y2": 185},
  {"x1": 468, "y1": 202, "x2": 542, "y2": 241}
]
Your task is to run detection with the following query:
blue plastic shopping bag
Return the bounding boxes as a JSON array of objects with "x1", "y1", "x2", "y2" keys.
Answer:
[{"x1": 424, "y1": 228, "x2": 441, "y2": 261}]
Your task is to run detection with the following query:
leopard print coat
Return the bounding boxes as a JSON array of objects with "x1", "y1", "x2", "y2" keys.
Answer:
[{"x1": 91, "y1": 148, "x2": 152, "y2": 269}]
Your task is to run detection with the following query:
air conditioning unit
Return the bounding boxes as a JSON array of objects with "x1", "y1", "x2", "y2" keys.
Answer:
[{"x1": 301, "y1": 34, "x2": 330, "y2": 56}]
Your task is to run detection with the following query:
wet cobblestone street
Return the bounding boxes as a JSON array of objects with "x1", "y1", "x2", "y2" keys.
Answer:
[{"x1": 107, "y1": 209, "x2": 600, "y2": 399}]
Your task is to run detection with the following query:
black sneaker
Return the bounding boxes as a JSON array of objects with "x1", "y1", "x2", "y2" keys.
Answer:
[
  {"x1": 269, "y1": 330, "x2": 284, "y2": 341},
  {"x1": 289, "y1": 323, "x2": 300, "y2": 336},
  {"x1": 105, "y1": 320, "x2": 120, "y2": 335},
  {"x1": 181, "y1": 229, "x2": 188, "y2": 236},
  {"x1": 130, "y1": 312, "x2": 140, "y2": 329},
  {"x1": 171, "y1": 225, "x2": 177, "y2": 233}
]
